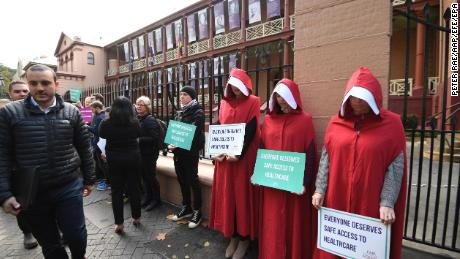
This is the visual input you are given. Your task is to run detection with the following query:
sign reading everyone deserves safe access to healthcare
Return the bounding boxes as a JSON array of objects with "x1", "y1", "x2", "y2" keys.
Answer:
[
  {"x1": 318, "y1": 207, "x2": 391, "y2": 259},
  {"x1": 164, "y1": 120, "x2": 197, "y2": 151},
  {"x1": 207, "y1": 123, "x2": 245, "y2": 156},
  {"x1": 251, "y1": 149, "x2": 305, "y2": 193}
]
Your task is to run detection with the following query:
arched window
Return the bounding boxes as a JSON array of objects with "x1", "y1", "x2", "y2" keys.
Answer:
[{"x1": 87, "y1": 52, "x2": 95, "y2": 65}]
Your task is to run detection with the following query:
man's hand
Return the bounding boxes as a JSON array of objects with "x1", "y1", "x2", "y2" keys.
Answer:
[
  {"x1": 168, "y1": 144, "x2": 176, "y2": 152},
  {"x1": 101, "y1": 154, "x2": 107, "y2": 161},
  {"x1": 2, "y1": 197, "x2": 21, "y2": 215},
  {"x1": 82, "y1": 185, "x2": 94, "y2": 197},
  {"x1": 312, "y1": 192, "x2": 324, "y2": 210},
  {"x1": 379, "y1": 206, "x2": 396, "y2": 225},
  {"x1": 211, "y1": 154, "x2": 226, "y2": 162}
]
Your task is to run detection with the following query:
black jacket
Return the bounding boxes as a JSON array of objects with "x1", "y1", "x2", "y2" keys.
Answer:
[
  {"x1": 99, "y1": 119, "x2": 141, "y2": 159},
  {"x1": 138, "y1": 114, "x2": 161, "y2": 158},
  {"x1": 173, "y1": 101, "x2": 205, "y2": 156},
  {"x1": 0, "y1": 95, "x2": 95, "y2": 204}
]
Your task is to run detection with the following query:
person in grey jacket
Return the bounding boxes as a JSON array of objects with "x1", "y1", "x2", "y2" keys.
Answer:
[{"x1": 0, "y1": 64, "x2": 95, "y2": 259}]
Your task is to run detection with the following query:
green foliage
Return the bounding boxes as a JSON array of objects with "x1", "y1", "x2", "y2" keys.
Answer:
[{"x1": 0, "y1": 64, "x2": 16, "y2": 95}]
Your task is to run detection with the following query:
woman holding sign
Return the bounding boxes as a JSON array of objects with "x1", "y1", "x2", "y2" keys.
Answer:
[
  {"x1": 312, "y1": 67, "x2": 407, "y2": 259},
  {"x1": 168, "y1": 86, "x2": 205, "y2": 229},
  {"x1": 208, "y1": 68, "x2": 260, "y2": 259},
  {"x1": 258, "y1": 79, "x2": 317, "y2": 259}
]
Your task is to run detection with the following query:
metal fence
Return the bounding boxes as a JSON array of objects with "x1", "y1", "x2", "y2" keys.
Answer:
[{"x1": 393, "y1": 0, "x2": 460, "y2": 252}]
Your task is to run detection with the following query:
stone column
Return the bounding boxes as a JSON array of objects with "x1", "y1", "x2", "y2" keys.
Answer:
[{"x1": 413, "y1": 15, "x2": 426, "y2": 94}]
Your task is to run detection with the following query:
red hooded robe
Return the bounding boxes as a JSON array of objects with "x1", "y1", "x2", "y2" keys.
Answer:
[
  {"x1": 208, "y1": 73, "x2": 261, "y2": 240},
  {"x1": 314, "y1": 67, "x2": 407, "y2": 259},
  {"x1": 259, "y1": 79, "x2": 317, "y2": 259}
]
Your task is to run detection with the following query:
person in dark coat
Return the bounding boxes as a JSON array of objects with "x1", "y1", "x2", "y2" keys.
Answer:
[
  {"x1": 135, "y1": 96, "x2": 162, "y2": 211},
  {"x1": 99, "y1": 96, "x2": 142, "y2": 234},
  {"x1": 168, "y1": 86, "x2": 205, "y2": 229}
]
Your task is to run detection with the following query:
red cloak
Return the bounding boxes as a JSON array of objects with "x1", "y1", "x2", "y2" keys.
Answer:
[
  {"x1": 208, "y1": 86, "x2": 261, "y2": 240},
  {"x1": 259, "y1": 79, "x2": 317, "y2": 259},
  {"x1": 314, "y1": 67, "x2": 407, "y2": 259}
]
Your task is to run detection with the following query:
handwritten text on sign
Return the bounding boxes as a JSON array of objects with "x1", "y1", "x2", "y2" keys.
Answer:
[
  {"x1": 164, "y1": 120, "x2": 197, "y2": 151},
  {"x1": 207, "y1": 123, "x2": 245, "y2": 155},
  {"x1": 251, "y1": 149, "x2": 305, "y2": 193},
  {"x1": 318, "y1": 207, "x2": 390, "y2": 259}
]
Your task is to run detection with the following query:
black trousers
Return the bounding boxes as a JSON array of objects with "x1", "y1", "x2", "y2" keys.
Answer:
[
  {"x1": 107, "y1": 153, "x2": 141, "y2": 224},
  {"x1": 173, "y1": 153, "x2": 202, "y2": 210},
  {"x1": 141, "y1": 155, "x2": 161, "y2": 203},
  {"x1": 94, "y1": 149, "x2": 108, "y2": 182},
  {"x1": 17, "y1": 213, "x2": 31, "y2": 234}
]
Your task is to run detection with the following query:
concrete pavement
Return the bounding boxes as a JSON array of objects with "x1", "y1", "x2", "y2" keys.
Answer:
[{"x1": 0, "y1": 189, "x2": 458, "y2": 258}]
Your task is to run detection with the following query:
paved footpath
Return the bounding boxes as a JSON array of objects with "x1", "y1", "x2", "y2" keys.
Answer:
[{"x1": 0, "y1": 189, "x2": 457, "y2": 258}]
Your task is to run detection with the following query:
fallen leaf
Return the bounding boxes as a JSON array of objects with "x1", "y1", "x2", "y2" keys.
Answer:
[
  {"x1": 155, "y1": 232, "x2": 166, "y2": 241},
  {"x1": 172, "y1": 255, "x2": 177, "y2": 259},
  {"x1": 184, "y1": 243, "x2": 189, "y2": 247},
  {"x1": 176, "y1": 219, "x2": 188, "y2": 225},
  {"x1": 166, "y1": 214, "x2": 175, "y2": 220},
  {"x1": 167, "y1": 244, "x2": 171, "y2": 248},
  {"x1": 203, "y1": 241, "x2": 210, "y2": 247},
  {"x1": 201, "y1": 219, "x2": 208, "y2": 227},
  {"x1": 185, "y1": 255, "x2": 190, "y2": 259}
]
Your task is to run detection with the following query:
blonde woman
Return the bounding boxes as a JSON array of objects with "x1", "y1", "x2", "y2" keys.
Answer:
[{"x1": 135, "y1": 96, "x2": 163, "y2": 211}]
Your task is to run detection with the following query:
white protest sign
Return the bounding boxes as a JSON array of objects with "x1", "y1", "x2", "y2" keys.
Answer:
[
  {"x1": 207, "y1": 123, "x2": 245, "y2": 156},
  {"x1": 97, "y1": 138, "x2": 106, "y2": 156},
  {"x1": 318, "y1": 207, "x2": 390, "y2": 259}
]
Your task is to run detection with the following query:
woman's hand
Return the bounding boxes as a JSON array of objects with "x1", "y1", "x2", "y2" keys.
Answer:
[
  {"x1": 312, "y1": 192, "x2": 324, "y2": 209},
  {"x1": 292, "y1": 186, "x2": 306, "y2": 196},
  {"x1": 211, "y1": 154, "x2": 226, "y2": 162},
  {"x1": 168, "y1": 144, "x2": 176, "y2": 151},
  {"x1": 379, "y1": 206, "x2": 396, "y2": 225},
  {"x1": 226, "y1": 155, "x2": 239, "y2": 162}
]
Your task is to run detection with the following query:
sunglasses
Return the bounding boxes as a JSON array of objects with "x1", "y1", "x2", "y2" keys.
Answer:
[{"x1": 28, "y1": 80, "x2": 53, "y2": 87}]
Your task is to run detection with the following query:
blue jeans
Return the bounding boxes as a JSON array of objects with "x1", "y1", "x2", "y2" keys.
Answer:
[{"x1": 22, "y1": 178, "x2": 87, "y2": 259}]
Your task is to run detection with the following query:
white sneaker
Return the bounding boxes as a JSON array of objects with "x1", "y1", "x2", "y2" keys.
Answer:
[{"x1": 188, "y1": 210, "x2": 202, "y2": 229}]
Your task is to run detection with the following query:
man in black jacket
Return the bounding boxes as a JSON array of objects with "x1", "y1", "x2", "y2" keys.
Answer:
[
  {"x1": 0, "y1": 64, "x2": 95, "y2": 259},
  {"x1": 168, "y1": 86, "x2": 204, "y2": 229}
]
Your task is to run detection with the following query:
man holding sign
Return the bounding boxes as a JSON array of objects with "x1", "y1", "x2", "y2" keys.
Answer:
[
  {"x1": 312, "y1": 67, "x2": 407, "y2": 259},
  {"x1": 168, "y1": 86, "x2": 204, "y2": 229},
  {"x1": 257, "y1": 79, "x2": 317, "y2": 259}
]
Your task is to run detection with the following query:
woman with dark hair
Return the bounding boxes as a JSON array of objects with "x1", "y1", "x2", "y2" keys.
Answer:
[{"x1": 99, "y1": 97, "x2": 142, "y2": 233}]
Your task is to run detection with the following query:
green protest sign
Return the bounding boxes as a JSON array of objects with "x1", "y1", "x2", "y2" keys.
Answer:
[
  {"x1": 164, "y1": 120, "x2": 197, "y2": 151},
  {"x1": 70, "y1": 88, "x2": 81, "y2": 102},
  {"x1": 251, "y1": 149, "x2": 306, "y2": 193}
]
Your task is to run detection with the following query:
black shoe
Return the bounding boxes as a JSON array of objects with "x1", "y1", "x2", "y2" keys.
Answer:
[
  {"x1": 172, "y1": 205, "x2": 192, "y2": 221},
  {"x1": 23, "y1": 233, "x2": 38, "y2": 249},
  {"x1": 144, "y1": 200, "x2": 162, "y2": 211},
  {"x1": 188, "y1": 210, "x2": 202, "y2": 229}
]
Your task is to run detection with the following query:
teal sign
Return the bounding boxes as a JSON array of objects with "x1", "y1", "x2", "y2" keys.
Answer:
[
  {"x1": 164, "y1": 120, "x2": 197, "y2": 151},
  {"x1": 70, "y1": 88, "x2": 81, "y2": 102},
  {"x1": 251, "y1": 149, "x2": 306, "y2": 193}
]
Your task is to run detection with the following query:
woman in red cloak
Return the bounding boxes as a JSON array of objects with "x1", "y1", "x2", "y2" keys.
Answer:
[
  {"x1": 208, "y1": 68, "x2": 260, "y2": 259},
  {"x1": 312, "y1": 67, "x2": 407, "y2": 259},
  {"x1": 258, "y1": 78, "x2": 317, "y2": 259}
]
